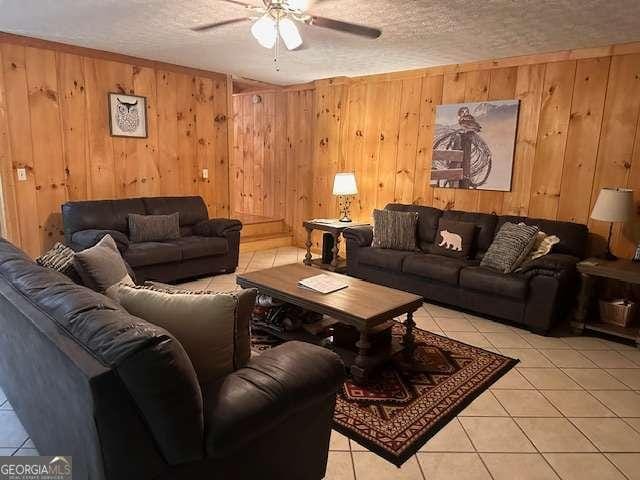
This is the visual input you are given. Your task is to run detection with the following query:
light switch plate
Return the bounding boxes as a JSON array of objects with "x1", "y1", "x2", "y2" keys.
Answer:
[
  {"x1": 16, "y1": 168, "x2": 27, "y2": 181},
  {"x1": 202, "y1": 168, "x2": 209, "y2": 179}
]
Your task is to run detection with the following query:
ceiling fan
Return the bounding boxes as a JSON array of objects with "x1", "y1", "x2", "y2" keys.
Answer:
[{"x1": 192, "y1": 0, "x2": 382, "y2": 70}]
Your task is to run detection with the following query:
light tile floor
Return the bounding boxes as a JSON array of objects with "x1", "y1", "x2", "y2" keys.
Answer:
[{"x1": 1, "y1": 247, "x2": 639, "y2": 480}]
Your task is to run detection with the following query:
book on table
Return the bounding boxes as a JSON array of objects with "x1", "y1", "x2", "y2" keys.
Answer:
[{"x1": 297, "y1": 274, "x2": 348, "y2": 294}]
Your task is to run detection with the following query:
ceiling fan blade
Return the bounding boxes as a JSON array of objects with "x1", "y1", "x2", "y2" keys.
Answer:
[
  {"x1": 306, "y1": 15, "x2": 382, "y2": 39},
  {"x1": 191, "y1": 17, "x2": 252, "y2": 32}
]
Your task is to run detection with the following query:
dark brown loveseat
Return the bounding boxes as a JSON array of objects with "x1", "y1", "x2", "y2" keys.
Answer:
[
  {"x1": 0, "y1": 238, "x2": 344, "y2": 480},
  {"x1": 344, "y1": 204, "x2": 589, "y2": 334},
  {"x1": 62, "y1": 196, "x2": 241, "y2": 283}
]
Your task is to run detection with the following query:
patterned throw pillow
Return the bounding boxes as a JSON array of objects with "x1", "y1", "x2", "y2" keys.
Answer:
[
  {"x1": 430, "y1": 219, "x2": 477, "y2": 259},
  {"x1": 521, "y1": 232, "x2": 560, "y2": 264},
  {"x1": 481, "y1": 222, "x2": 539, "y2": 273},
  {"x1": 128, "y1": 212, "x2": 180, "y2": 243},
  {"x1": 372, "y1": 209, "x2": 418, "y2": 251},
  {"x1": 36, "y1": 242, "x2": 78, "y2": 280}
]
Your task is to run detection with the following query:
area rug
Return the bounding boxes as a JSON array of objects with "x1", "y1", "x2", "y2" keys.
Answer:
[{"x1": 251, "y1": 322, "x2": 518, "y2": 466}]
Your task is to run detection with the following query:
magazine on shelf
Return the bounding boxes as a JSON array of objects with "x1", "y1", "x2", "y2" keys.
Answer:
[{"x1": 297, "y1": 274, "x2": 348, "y2": 294}]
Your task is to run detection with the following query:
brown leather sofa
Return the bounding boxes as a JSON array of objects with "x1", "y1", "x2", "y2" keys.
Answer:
[
  {"x1": 0, "y1": 239, "x2": 344, "y2": 480},
  {"x1": 62, "y1": 196, "x2": 241, "y2": 283},
  {"x1": 344, "y1": 203, "x2": 588, "y2": 334}
]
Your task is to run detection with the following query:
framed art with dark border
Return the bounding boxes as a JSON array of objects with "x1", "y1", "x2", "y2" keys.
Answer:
[{"x1": 108, "y1": 92, "x2": 148, "y2": 138}]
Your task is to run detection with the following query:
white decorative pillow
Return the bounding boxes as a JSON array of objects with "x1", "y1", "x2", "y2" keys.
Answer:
[{"x1": 522, "y1": 232, "x2": 560, "y2": 263}]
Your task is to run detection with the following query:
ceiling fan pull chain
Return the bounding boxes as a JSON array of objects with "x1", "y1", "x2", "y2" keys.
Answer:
[{"x1": 274, "y1": 15, "x2": 280, "y2": 72}]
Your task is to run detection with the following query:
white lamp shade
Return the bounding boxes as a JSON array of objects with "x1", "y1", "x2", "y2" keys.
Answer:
[
  {"x1": 590, "y1": 188, "x2": 634, "y2": 222},
  {"x1": 332, "y1": 173, "x2": 358, "y2": 196},
  {"x1": 279, "y1": 18, "x2": 303, "y2": 50},
  {"x1": 251, "y1": 15, "x2": 277, "y2": 49}
]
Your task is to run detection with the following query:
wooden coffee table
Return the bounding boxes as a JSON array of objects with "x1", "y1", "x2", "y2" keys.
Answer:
[{"x1": 236, "y1": 263, "x2": 423, "y2": 383}]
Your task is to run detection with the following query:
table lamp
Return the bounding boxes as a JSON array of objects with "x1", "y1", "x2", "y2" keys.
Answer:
[
  {"x1": 332, "y1": 172, "x2": 358, "y2": 222},
  {"x1": 590, "y1": 187, "x2": 634, "y2": 260}
]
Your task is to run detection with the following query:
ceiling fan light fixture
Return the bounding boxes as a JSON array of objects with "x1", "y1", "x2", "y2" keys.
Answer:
[
  {"x1": 279, "y1": 17, "x2": 303, "y2": 50},
  {"x1": 251, "y1": 14, "x2": 277, "y2": 49},
  {"x1": 286, "y1": 0, "x2": 310, "y2": 11}
]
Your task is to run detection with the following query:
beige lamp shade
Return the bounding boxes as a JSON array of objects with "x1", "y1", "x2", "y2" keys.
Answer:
[
  {"x1": 332, "y1": 173, "x2": 358, "y2": 196},
  {"x1": 590, "y1": 188, "x2": 634, "y2": 222}
]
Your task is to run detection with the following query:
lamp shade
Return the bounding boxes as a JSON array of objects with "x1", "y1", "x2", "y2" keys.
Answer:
[
  {"x1": 590, "y1": 188, "x2": 634, "y2": 222},
  {"x1": 332, "y1": 173, "x2": 358, "y2": 196}
]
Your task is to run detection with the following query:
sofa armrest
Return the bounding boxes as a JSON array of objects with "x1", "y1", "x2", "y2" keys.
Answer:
[
  {"x1": 70, "y1": 229, "x2": 130, "y2": 253},
  {"x1": 203, "y1": 341, "x2": 344, "y2": 457},
  {"x1": 518, "y1": 253, "x2": 580, "y2": 279},
  {"x1": 343, "y1": 225, "x2": 373, "y2": 247},
  {"x1": 193, "y1": 218, "x2": 242, "y2": 238}
]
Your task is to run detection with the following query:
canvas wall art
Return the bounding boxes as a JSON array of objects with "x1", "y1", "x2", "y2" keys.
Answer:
[
  {"x1": 431, "y1": 100, "x2": 519, "y2": 191},
  {"x1": 109, "y1": 92, "x2": 147, "y2": 138}
]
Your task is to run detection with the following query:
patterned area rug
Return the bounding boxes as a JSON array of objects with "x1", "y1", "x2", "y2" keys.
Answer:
[{"x1": 252, "y1": 322, "x2": 518, "y2": 466}]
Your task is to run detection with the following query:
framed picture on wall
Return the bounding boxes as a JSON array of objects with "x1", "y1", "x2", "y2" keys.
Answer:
[
  {"x1": 108, "y1": 92, "x2": 148, "y2": 138},
  {"x1": 431, "y1": 99, "x2": 520, "y2": 191}
]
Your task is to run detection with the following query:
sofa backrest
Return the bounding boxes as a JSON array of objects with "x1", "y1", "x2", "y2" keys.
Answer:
[
  {"x1": 497, "y1": 215, "x2": 589, "y2": 258},
  {"x1": 385, "y1": 203, "x2": 443, "y2": 251},
  {"x1": 0, "y1": 239, "x2": 204, "y2": 471},
  {"x1": 440, "y1": 210, "x2": 499, "y2": 258},
  {"x1": 62, "y1": 196, "x2": 209, "y2": 242}
]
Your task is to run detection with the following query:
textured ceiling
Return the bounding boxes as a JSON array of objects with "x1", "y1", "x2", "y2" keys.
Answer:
[{"x1": 1, "y1": 0, "x2": 640, "y2": 85}]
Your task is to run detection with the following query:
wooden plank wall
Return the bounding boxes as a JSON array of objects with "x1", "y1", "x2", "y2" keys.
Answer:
[
  {"x1": 0, "y1": 37, "x2": 231, "y2": 258},
  {"x1": 232, "y1": 43, "x2": 640, "y2": 258},
  {"x1": 231, "y1": 88, "x2": 314, "y2": 244}
]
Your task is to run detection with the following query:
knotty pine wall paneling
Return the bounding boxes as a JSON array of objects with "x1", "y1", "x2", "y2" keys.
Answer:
[
  {"x1": 231, "y1": 42, "x2": 640, "y2": 258},
  {"x1": 0, "y1": 36, "x2": 231, "y2": 258}
]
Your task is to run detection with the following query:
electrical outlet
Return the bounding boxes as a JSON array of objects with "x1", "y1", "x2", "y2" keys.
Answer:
[
  {"x1": 16, "y1": 168, "x2": 27, "y2": 181},
  {"x1": 202, "y1": 169, "x2": 209, "y2": 179}
]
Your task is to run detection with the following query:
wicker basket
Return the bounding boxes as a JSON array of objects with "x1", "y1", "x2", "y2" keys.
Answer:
[{"x1": 598, "y1": 299, "x2": 638, "y2": 328}]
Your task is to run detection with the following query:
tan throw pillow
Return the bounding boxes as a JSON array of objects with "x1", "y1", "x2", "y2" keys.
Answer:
[
  {"x1": 114, "y1": 284, "x2": 248, "y2": 383},
  {"x1": 523, "y1": 232, "x2": 560, "y2": 263},
  {"x1": 73, "y1": 234, "x2": 134, "y2": 298}
]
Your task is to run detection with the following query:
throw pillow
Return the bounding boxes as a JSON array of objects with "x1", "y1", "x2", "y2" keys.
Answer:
[
  {"x1": 128, "y1": 213, "x2": 180, "y2": 243},
  {"x1": 372, "y1": 209, "x2": 418, "y2": 251},
  {"x1": 481, "y1": 222, "x2": 539, "y2": 273},
  {"x1": 430, "y1": 219, "x2": 477, "y2": 258},
  {"x1": 522, "y1": 231, "x2": 560, "y2": 263},
  {"x1": 73, "y1": 234, "x2": 134, "y2": 297},
  {"x1": 36, "y1": 242, "x2": 78, "y2": 280},
  {"x1": 114, "y1": 284, "x2": 251, "y2": 383}
]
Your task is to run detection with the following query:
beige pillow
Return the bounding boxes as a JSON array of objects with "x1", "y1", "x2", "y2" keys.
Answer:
[
  {"x1": 114, "y1": 284, "x2": 246, "y2": 383},
  {"x1": 73, "y1": 234, "x2": 134, "y2": 298},
  {"x1": 523, "y1": 231, "x2": 560, "y2": 263}
]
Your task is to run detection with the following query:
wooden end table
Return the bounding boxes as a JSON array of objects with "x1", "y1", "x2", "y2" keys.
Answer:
[
  {"x1": 573, "y1": 257, "x2": 640, "y2": 348},
  {"x1": 302, "y1": 219, "x2": 369, "y2": 272}
]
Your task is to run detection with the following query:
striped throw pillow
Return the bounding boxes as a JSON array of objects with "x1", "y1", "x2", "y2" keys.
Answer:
[
  {"x1": 36, "y1": 242, "x2": 77, "y2": 279},
  {"x1": 372, "y1": 209, "x2": 418, "y2": 251},
  {"x1": 481, "y1": 222, "x2": 539, "y2": 273}
]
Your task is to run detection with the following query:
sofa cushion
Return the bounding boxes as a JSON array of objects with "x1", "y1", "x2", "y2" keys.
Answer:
[
  {"x1": 441, "y1": 210, "x2": 498, "y2": 257},
  {"x1": 128, "y1": 213, "x2": 180, "y2": 243},
  {"x1": 431, "y1": 219, "x2": 477, "y2": 259},
  {"x1": 460, "y1": 266, "x2": 528, "y2": 300},
  {"x1": 115, "y1": 284, "x2": 247, "y2": 383},
  {"x1": 73, "y1": 235, "x2": 134, "y2": 297},
  {"x1": 385, "y1": 203, "x2": 443, "y2": 250},
  {"x1": 62, "y1": 198, "x2": 147, "y2": 237},
  {"x1": 403, "y1": 254, "x2": 469, "y2": 285},
  {"x1": 143, "y1": 196, "x2": 209, "y2": 227},
  {"x1": 497, "y1": 215, "x2": 588, "y2": 258},
  {"x1": 167, "y1": 236, "x2": 228, "y2": 260},
  {"x1": 372, "y1": 209, "x2": 418, "y2": 251},
  {"x1": 124, "y1": 242, "x2": 182, "y2": 268},
  {"x1": 358, "y1": 247, "x2": 413, "y2": 272}
]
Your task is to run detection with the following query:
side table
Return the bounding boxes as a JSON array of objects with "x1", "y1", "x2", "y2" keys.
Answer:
[
  {"x1": 573, "y1": 257, "x2": 640, "y2": 347},
  {"x1": 302, "y1": 219, "x2": 369, "y2": 272}
]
